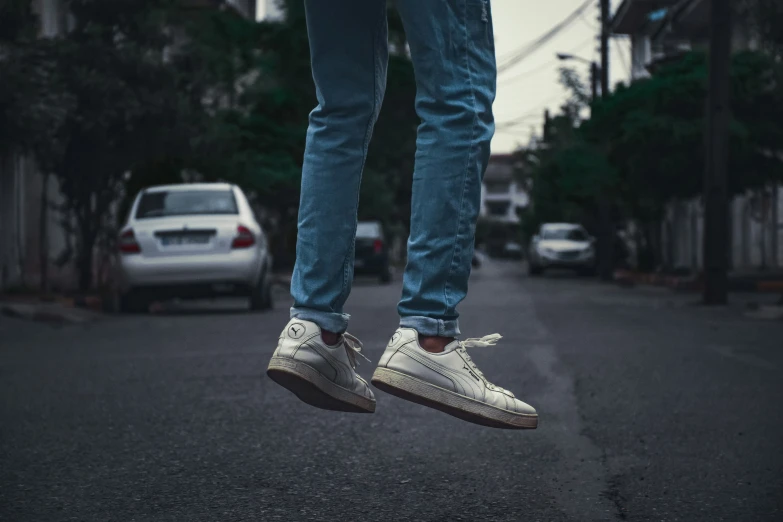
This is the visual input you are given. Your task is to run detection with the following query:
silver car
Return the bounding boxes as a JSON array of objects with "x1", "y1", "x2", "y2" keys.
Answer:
[
  {"x1": 528, "y1": 223, "x2": 596, "y2": 276},
  {"x1": 117, "y1": 183, "x2": 274, "y2": 312}
]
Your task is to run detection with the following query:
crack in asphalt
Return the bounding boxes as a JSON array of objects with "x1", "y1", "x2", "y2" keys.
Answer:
[{"x1": 520, "y1": 291, "x2": 617, "y2": 521}]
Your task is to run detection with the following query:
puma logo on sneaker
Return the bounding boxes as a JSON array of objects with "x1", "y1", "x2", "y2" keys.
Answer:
[
  {"x1": 267, "y1": 319, "x2": 375, "y2": 413},
  {"x1": 288, "y1": 323, "x2": 305, "y2": 339}
]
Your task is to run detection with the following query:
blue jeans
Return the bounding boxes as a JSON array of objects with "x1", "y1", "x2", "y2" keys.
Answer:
[{"x1": 291, "y1": 0, "x2": 496, "y2": 337}]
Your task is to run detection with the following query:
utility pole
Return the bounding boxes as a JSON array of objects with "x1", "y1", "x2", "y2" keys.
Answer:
[
  {"x1": 597, "y1": 0, "x2": 614, "y2": 281},
  {"x1": 590, "y1": 62, "x2": 599, "y2": 103},
  {"x1": 702, "y1": 0, "x2": 731, "y2": 304},
  {"x1": 600, "y1": 0, "x2": 610, "y2": 100},
  {"x1": 543, "y1": 109, "x2": 551, "y2": 142}
]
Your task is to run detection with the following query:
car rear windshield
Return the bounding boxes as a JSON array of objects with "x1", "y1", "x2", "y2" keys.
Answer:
[
  {"x1": 356, "y1": 222, "x2": 382, "y2": 238},
  {"x1": 542, "y1": 228, "x2": 588, "y2": 241},
  {"x1": 135, "y1": 190, "x2": 238, "y2": 219}
]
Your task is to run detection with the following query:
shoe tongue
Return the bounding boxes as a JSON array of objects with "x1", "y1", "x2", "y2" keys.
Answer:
[{"x1": 443, "y1": 340, "x2": 461, "y2": 353}]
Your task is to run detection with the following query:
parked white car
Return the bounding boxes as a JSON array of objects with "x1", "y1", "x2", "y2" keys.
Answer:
[
  {"x1": 117, "y1": 183, "x2": 274, "y2": 312},
  {"x1": 528, "y1": 223, "x2": 596, "y2": 276}
]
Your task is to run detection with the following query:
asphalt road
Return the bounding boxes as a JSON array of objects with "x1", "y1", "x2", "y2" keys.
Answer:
[{"x1": 1, "y1": 261, "x2": 782, "y2": 521}]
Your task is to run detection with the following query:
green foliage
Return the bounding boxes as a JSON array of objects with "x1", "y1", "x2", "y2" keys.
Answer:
[
  {"x1": 738, "y1": 0, "x2": 783, "y2": 56},
  {"x1": 189, "y1": 0, "x2": 419, "y2": 232},
  {"x1": 524, "y1": 50, "x2": 783, "y2": 246},
  {"x1": 558, "y1": 66, "x2": 590, "y2": 115},
  {"x1": 53, "y1": 2, "x2": 191, "y2": 289},
  {"x1": 0, "y1": 0, "x2": 38, "y2": 43}
]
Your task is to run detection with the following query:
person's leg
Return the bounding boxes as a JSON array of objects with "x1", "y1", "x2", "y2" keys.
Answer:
[
  {"x1": 371, "y1": 1, "x2": 537, "y2": 430},
  {"x1": 290, "y1": 0, "x2": 389, "y2": 336},
  {"x1": 267, "y1": 1, "x2": 387, "y2": 413},
  {"x1": 394, "y1": 0, "x2": 496, "y2": 338}
]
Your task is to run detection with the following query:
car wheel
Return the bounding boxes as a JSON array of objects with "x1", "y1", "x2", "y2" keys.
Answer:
[
  {"x1": 578, "y1": 266, "x2": 596, "y2": 277},
  {"x1": 379, "y1": 266, "x2": 392, "y2": 284},
  {"x1": 119, "y1": 290, "x2": 148, "y2": 314},
  {"x1": 250, "y1": 271, "x2": 273, "y2": 311},
  {"x1": 528, "y1": 263, "x2": 543, "y2": 276}
]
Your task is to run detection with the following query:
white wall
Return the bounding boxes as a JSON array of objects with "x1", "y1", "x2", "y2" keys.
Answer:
[
  {"x1": 480, "y1": 181, "x2": 529, "y2": 224},
  {"x1": 0, "y1": 154, "x2": 78, "y2": 292},
  {"x1": 630, "y1": 34, "x2": 652, "y2": 80},
  {"x1": 257, "y1": 0, "x2": 284, "y2": 21},
  {"x1": 661, "y1": 186, "x2": 783, "y2": 273},
  {"x1": 0, "y1": 155, "x2": 27, "y2": 289}
]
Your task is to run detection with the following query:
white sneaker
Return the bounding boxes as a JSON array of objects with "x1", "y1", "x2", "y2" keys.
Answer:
[
  {"x1": 267, "y1": 319, "x2": 376, "y2": 413},
  {"x1": 371, "y1": 328, "x2": 538, "y2": 429}
]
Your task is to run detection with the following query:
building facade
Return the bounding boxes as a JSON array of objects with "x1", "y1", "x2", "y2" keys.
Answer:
[{"x1": 480, "y1": 154, "x2": 529, "y2": 224}]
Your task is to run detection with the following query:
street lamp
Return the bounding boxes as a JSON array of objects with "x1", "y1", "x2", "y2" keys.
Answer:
[{"x1": 556, "y1": 53, "x2": 600, "y2": 102}]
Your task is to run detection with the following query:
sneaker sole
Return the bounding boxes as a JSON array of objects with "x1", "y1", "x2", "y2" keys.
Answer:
[
  {"x1": 267, "y1": 356, "x2": 375, "y2": 414},
  {"x1": 371, "y1": 367, "x2": 538, "y2": 430}
]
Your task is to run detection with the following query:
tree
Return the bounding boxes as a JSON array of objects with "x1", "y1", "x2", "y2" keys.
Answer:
[
  {"x1": 5, "y1": 0, "x2": 421, "y2": 289},
  {"x1": 30, "y1": 0, "x2": 194, "y2": 290},
  {"x1": 738, "y1": 0, "x2": 783, "y2": 57},
  {"x1": 522, "y1": 50, "x2": 783, "y2": 271},
  {"x1": 185, "y1": 0, "x2": 419, "y2": 267},
  {"x1": 0, "y1": 0, "x2": 37, "y2": 44}
]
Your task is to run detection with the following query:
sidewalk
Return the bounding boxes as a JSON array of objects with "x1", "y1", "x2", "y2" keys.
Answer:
[
  {"x1": 0, "y1": 299, "x2": 101, "y2": 324},
  {"x1": 1, "y1": 275, "x2": 296, "y2": 323},
  {"x1": 614, "y1": 269, "x2": 783, "y2": 293}
]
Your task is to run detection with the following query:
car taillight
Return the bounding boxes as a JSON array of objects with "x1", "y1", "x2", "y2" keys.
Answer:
[
  {"x1": 118, "y1": 228, "x2": 141, "y2": 254},
  {"x1": 231, "y1": 225, "x2": 255, "y2": 249},
  {"x1": 373, "y1": 239, "x2": 383, "y2": 255}
]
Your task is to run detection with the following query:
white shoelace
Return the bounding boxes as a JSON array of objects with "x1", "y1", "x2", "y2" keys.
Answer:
[
  {"x1": 457, "y1": 334, "x2": 514, "y2": 397},
  {"x1": 343, "y1": 333, "x2": 371, "y2": 369},
  {"x1": 460, "y1": 334, "x2": 503, "y2": 349}
]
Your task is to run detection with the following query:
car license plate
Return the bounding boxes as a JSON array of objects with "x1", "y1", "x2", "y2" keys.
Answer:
[{"x1": 161, "y1": 235, "x2": 210, "y2": 246}]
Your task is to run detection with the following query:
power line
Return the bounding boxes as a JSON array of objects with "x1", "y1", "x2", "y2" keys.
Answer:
[
  {"x1": 496, "y1": 0, "x2": 592, "y2": 68},
  {"x1": 495, "y1": 127, "x2": 537, "y2": 139},
  {"x1": 495, "y1": 91, "x2": 567, "y2": 128},
  {"x1": 496, "y1": 0, "x2": 594, "y2": 75},
  {"x1": 579, "y1": 9, "x2": 599, "y2": 31},
  {"x1": 498, "y1": 35, "x2": 595, "y2": 86},
  {"x1": 497, "y1": 59, "x2": 558, "y2": 85},
  {"x1": 495, "y1": 116, "x2": 543, "y2": 130}
]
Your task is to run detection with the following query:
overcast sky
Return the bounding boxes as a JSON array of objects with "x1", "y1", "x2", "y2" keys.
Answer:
[{"x1": 490, "y1": 0, "x2": 630, "y2": 153}]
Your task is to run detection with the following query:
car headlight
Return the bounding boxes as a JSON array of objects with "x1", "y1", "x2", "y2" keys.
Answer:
[
  {"x1": 582, "y1": 246, "x2": 595, "y2": 257},
  {"x1": 538, "y1": 246, "x2": 555, "y2": 257}
]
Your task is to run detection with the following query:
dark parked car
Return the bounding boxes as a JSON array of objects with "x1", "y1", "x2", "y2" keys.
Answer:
[{"x1": 354, "y1": 221, "x2": 392, "y2": 283}]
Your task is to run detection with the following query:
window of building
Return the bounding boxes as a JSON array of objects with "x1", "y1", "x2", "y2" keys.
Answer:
[
  {"x1": 485, "y1": 181, "x2": 510, "y2": 194},
  {"x1": 486, "y1": 202, "x2": 510, "y2": 217}
]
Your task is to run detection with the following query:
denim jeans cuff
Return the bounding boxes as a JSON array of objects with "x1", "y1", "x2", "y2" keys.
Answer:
[
  {"x1": 290, "y1": 307, "x2": 350, "y2": 334},
  {"x1": 399, "y1": 316, "x2": 461, "y2": 337}
]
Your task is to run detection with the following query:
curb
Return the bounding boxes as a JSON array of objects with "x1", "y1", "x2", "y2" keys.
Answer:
[
  {"x1": 0, "y1": 302, "x2": 100, "y2": 324},
  {"x1": 744, "y1": 305, "x2": 783, "y2": 321},
  {"x1": 274, "y1": 274, "x2": 293, "y2": 287},
  {"x1": 613, "y1": 271, "x2": 701, "y2": 292},
  {"x1": 613, "y1": 270, "x2": 783, "y2": 294}
]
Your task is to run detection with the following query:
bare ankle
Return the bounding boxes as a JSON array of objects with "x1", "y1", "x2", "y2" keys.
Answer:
[
  {"x1": 321, "y1": 330, "x2": 340, "y2": 346},
  {"x1": 418, "y1": 335, "x2": 454, "y2": 353}
]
